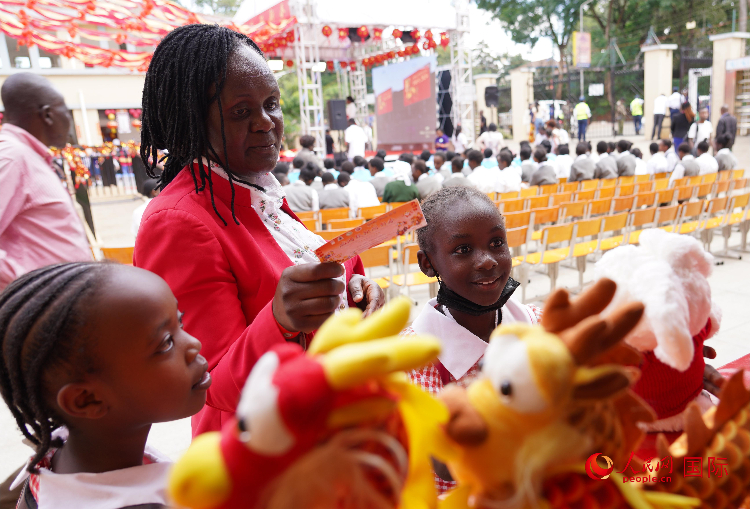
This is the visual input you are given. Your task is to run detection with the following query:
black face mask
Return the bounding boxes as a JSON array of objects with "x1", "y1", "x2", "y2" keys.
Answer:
[{"x1": 436, "y1": 276, "x2": 520, "y2": 316}]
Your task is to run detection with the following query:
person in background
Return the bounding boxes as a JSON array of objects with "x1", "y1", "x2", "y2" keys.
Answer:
[
  {"x1": 296, "y1": 134, "x2": 322, "y2": 168},
  {"x1": 574, "y1": 95, "x2": 591, "y2": 141},
  {"x1": 132, "y1": 179, "x2": 160, "y2": 238},
  {"x1": 695, "y1": 141, "x2": 718, "y2": 175},
  {"x1": 288, "y1": 156, "x2": 304, "y2": 183},
  {"x1": 667, "y1": 86, "x2": 683, "y2": 122},
  {"x1": 419, "y1": 150, "x2": 432, "y2": 163},
  {"x1": 630, "y1": 95, "x2": 644, "y2": 135},
  {"x1": 554, "y1": 144, "x2": 573, "y2": 180},
  {"x1": 688, "y1": 107, "x2": 712, "y2": 147},
  {"x1": 382, "y1": 163, "x2": 419, "y2": 203},
  {"x1": 323, "y1": 158, "x2": 339, "y2": 178},
  {"x1": 550, "y1": 119, "x2": 569, "y2": 149},
  {"x1": 520, "y1": 146, "x2": 537, "y2": 183},
  {"x1": 715, "y1": 134, "x2": 739, "y2": 171},
  {"x1": 480, "y1": 148, "x2": 498, "y2": 168},
  {"x1": 344, "y1": 118, "x2": 367, "y2": 160},
  {"x1": 615, "y1": 139, "x2": 636, "y2": 177},
  {"x1": 435, "y1": 128, "x2": 450, "y2": 151},
  {"x1": 476, "y1": 123, "x2": 504, "y2": 156},
  {"x1": 496, "y1": 150, "x2": 522, "y2": 193},
  {"x1": 442, "y1": 156, "x2": 472, "y2": 188},
  {"x1": 465, "y1": 149, "x2": 484, "y2": 175},
  {"x1": 632, "y1": 148, "x2": 648, "y2": 175},
  {"x1": 451, "y1": 125, "x2": 467, "y2": 154},
  {"x1": 325, "y1": 129, "x2": 334, "y2": 155},
  {"x1": 432, "y1": 152, "x2": 450, "y2": 183},
  {"x1": 274, "y1": 161, "x2": 290, "y2": 175},
  {"x1": 318, "y1": 171, "x2": 350, "y2": 209},
  {"x1": 716, "y1": 104, "x2": 737, "y2": 149},
  {"x1": 308, "y1": 162, "x2": 324, "y2": 191},
  {"x1": 339, "y1": 161, "x2": 379, "y2": 217},
  {"x1": 350, "y1": 155, "x2": 371, "y2": 182},
  {"x1": 413, "y1": 159, "x2": 441, "y2": 199},
  {"x1": 274, "y1": 171, "x2": 290, "y2": 186},
  {"x1": 345, "y1": 95, "x2": 356, "y2": 119},
  {"x1": 0, "y1": 73, "x2": 91, "y2": 291},
  {"x1": 669, "y1": 143, "x2": 701, "y2": 185},
  {"x1": 284, "y1": 166, "x2": 319, "y2": 212},
  {"x1": 466, "y1": 151, "x2": 500, "y2": 193},
  {"x1": 479, "y1": 111, "x2": 487, "y2": 134},
  {"x1": 671, "y1": 102, "x2": 694, "y2": 152},
  {"x1": 593, "y1": 141, "x2": 618, "y2": 180},
  {"x1": 569, "y1": 142, "x2": 595, "y2": 182},
  {"x1": 529, "y1": 147, "x2": 558, "y2": 186},
  {"x1": 652, "y1": 92, "x2": 667, "y2": 140},
  {"x1": 616, "y1": 99, "x2": 628, "y2": 136},
  {"x1": 646, "y1": 142, "x2": 668, "y2": 175},
  {"x1": 376, "y1": 148, "x2": 387, "y2": 159},
  {"x1": 392, "y1": 152, "x2": 415, "y2": 183},
  {"x1": 368, "y1": 157, "x2": 392, "y2": 198},
  {"x1": 539, "y1": 139, "x2": 555, "y2": 164},
  {"x1": 660, "y1": 139, "x2": 679, "y2": 173}
]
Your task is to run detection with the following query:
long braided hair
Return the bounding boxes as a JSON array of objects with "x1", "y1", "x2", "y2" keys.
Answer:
[
  {"x1": 140, "y1": 24, "x2": 264, "y2": 226},
  {"x1": 0, "y1": 262, "x2": 108, "y2": 472}
]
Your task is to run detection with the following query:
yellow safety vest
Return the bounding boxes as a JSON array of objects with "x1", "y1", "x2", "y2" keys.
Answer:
[
  {"x1": 574, "y1": 102, "x2": 590, "y2": 120},
  {"x1": 630, "y1": 99, "x2": 643, "y2": 116}
]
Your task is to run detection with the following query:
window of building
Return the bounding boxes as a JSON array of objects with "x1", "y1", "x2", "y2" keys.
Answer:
[
  {"x1": 6, "y1": 35, "x2": 30, "y2": 68},
  {"x1": 38, "y1": 48, "x2": 61, "y2": 68}
]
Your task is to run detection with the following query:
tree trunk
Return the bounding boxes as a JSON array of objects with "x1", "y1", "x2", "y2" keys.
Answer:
[
  {"x1": 556, "y1": 47, "x2": 566, "y2": 100},
  {"x1": 740, "y1": 0, "x2": 748, "y2": 33},
  {"x1": 603, "y1": 2, "x2": 614, "y2": 104}
]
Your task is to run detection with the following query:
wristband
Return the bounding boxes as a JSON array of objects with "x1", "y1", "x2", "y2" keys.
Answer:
[{"x1": 275, "y1": 318, "x2": 299, "y2": 339}]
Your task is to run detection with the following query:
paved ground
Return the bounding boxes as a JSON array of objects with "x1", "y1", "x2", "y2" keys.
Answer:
[{"x1": 1, "y1": 136, "x2": 748, "y2": 483}]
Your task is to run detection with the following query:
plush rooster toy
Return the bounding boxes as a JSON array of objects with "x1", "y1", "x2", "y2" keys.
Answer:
[
  {"x1": 592, "y1": 228, "x2": 722, "y2": 431},
  {"x1": 167, "y1": 297, "x2": 454, "y2": 509}
]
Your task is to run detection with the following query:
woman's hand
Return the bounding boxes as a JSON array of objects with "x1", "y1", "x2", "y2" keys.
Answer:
[
  {"x1": 273, "y1": 262, "x2": 346, "y2": 333},
  {"x1": 348, "y1": 274, "x2": 385, "y2": 317},
  {"x1": 703, "y1": 345, "x2": 725, "y2": 397}
]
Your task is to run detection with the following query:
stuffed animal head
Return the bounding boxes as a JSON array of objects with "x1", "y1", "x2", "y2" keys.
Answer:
[{"x1": 593, "y1": 228, "x2": 721, "y2": 371}]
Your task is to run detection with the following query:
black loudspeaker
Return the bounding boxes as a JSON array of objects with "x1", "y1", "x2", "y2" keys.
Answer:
[
  {"x1": 401, "y1": 30, "x2": 417, "y2": 43},
  {"x1": 328, "y1": 99, "x2": 348, "y2": 130},
  {"x1": 437, "y1": 69, "x2": 454, "y2": 137},
  {"x1": 485, "y1": 86, "x2": 499, "y2": 108}
]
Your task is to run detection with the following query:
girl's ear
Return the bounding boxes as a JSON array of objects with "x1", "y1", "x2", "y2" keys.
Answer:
[
  {"x1": 417, "y1": 250, "x2": 437, "y2": 278},
  {"x1": 57, "y1": 383, "x2": 109, "y2": 420}
]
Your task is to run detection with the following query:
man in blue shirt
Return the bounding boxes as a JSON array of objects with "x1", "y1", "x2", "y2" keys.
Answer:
[{"x1": 435, "y1": 128, "x2": 449, "y2": 151}]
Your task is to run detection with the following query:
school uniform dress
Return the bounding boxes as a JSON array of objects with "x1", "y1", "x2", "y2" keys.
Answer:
[
  {"x1": 403, "y1": 297, "x2": 542, "y2": 493},
  {"x1": 382, "y1": 180, "x2": 419, "y2": 203},
  {"x1": 134, "y1": 166, "x2": 364, "y2": 436}
]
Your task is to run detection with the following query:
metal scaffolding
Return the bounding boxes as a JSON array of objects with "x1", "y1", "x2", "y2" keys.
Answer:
[{"x1": 450, "y1": 0, "x2": 475, "y2": 145}]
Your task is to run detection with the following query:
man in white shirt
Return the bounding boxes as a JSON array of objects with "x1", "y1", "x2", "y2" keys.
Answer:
[
  {"x1": 659, "y1": 139, "x2": 679, "y2": 173},
  {"x1": 646, "y1": 142, "x2": 668, "y2": 175},
  {"x1": 688, "y1": 107, "x2": 713, "y2": 146},
  {"x1": 466, "y1": 160, "x2": 501, "y2": 193},
  {"x1": 132, "y1": 179, "x2": 159, "y2": 237},
  {"x1": 496, "y1": 150, "x2": 522, "y2": 193},
  {"x1": 553, "y1": 144, "x2": 573, "y2": 180},
  {"x1": 695, "y1": 141, "x2": 718, "y2": 175},
  {"x1": 475, "y1": 123, "x2": 504, "y2": 156},
  {"x1": 667, "y1": 87, "x2": 684, "y2": 122},
  {"x1": 652, "y1": 93, "x2": 667, "y2": 140},
  {"x1": 339, "y1": 163, "x2": 379, "y2": 217},
  {"x1": 344, "y1": 119, "x2": 367, "y2": 160},
  {"x1": 345, "y1": 95, "x2": 356, "y2": 119}
]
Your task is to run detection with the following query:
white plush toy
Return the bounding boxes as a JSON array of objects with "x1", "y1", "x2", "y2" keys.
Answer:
[{"x1": 593, "y1": 228, "x2": 722, "y2": 431}]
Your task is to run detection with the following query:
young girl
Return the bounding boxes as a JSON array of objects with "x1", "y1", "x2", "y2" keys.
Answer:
[
  {"x1": 403, "y1": 187, "x2": 542, "y2": 491},
  {"x1": 0, "y1": 262, "x2": 211, "y2": 508}
]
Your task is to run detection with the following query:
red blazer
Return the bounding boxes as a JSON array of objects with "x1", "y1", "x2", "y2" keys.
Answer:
[{"x1": 134, "y1": 168, "x2": 364, "y2": 436}]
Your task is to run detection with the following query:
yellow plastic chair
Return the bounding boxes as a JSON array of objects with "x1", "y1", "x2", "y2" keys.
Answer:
[
  {"x1": 528, "y1": 206, "x2": 560, "y2": 242},
  {"x1": 360, "y1": 204, "x2": 388, "y2": 220},
  {"x1": 576, "y1": 190, "x2": 596, "y2": 202},
  {"x1": 702, "y1": 173, "x2": 718, "y2": 185},
  {"x1": 599, "y1": 212, "x2": 630, "y2": 252},
  {"x1": 618, "y1": 183, "x2": 635, "y2": 197},
  {"x1": 656, "y1": 188, "x2": 676, "y2": 205},
  {"x1": 610, "y1": 195, "x2": 635, "y2": 214},
  {"x1": 687, "y1": 175, "x2": 702, "y2": 187},
  {"x1": 635, "y1": 180, "x2": 655, "y2": 193},
  {"x1": 486, "y1": 192, "x2": 497, "y2": 201},
  {"x1": 296, "y1": 210, "x2": 317, "y2": 221},
  {"x1": 675, "y1": 185, "x2": 695, "y2": 202},
  {"x1": 700, "y1": 196, "x2": 729, "y2": 252},
  {"x1": 655, "y1": 204, "x2": 681, "y2": 233},
  {"x1": 319, "y1": 207, "x2": 350, "y2": 228},
  {"x1": 569, "y1": 217, "x2": 604, "y2": 288},
  {"x1": 559, "y1": 201, "x2": 588, "y2": 223},
  {"x1": 713, "y1": 179, "x2": 731, "y2": 197},
  {"x1": 618, "y1": 176, "x2": 635, "y2": 186},
  {"x1": 388, "y1": 244, "x2": 438, "y2": 301},
  {"x1": 731, "y1": 178, "x2": 748, "y2": 193},
  {"x1": 633, "y1": 191, "x2": 657, "y2": 209},
  {"x1": 719, "y1": 170, "x2": 732, "y2": 181},
  {"x1": 560, "y1": 182, "x2": 579, "y2": 194},
  {"x1": 302, "y1": 218, "x2": 317, "y2": 230},
  {"x1": 653, "y1": 173, "x2": 668, "y2": 180},
  {"x1": 599, "y1": 178, "x2": 617, "y2": 189},
  {"x1": 597, "y1": 186, "x2": 616, "y2": 199},
  {"x1": 504, "y1": 210, "x2": 533, "y2": 231},
  {"x1": 627, "y1": 207, "x2": 658, "y2": 245},
  {"x1": 587, "y1": 198, "x2": 612, "y2": 217},
  {"x1": 580, "y1": 180, "x2": 599, "y2": 191},
  {"x1": 733, "y1": 170, "x2": 746, "y2": 180},
  {"x1": 526, "y1": 195, "x2": 550, "y2": 210},
  {"x1": 359, "y1": 245, "x2": 393, "y2": 299},
  {"x1": 523, "y1": 223, "x2": 575, "y2": 294},
  {"x1": 498, "y1": 191, "x2": 519, "y2": 200},
  {"x1": 654, "y1": 178, "x2": 670, "y2": 191},
  {"x1": 550, "y1": 192, "x2": 573, "y2": 206},
  {"x1": 387, "y1": 202, "x2": 409, "y2": 211},
  {"x1": 671, "y1": 177, "x2": 689, "y2": 189},
  {"x1": 539, "y1": 183, "x2": 558, "y2": 196},
  {"x1": 500, "y1": 197, "x2": 526, "y2": 213},
  {"x1": 559, "y1": 177, "x2": 568, "y2": 185},
  {"x1": 100, "y1": 247, "x2": 134, "y2": 265},
  {"x1": 695, "y1": 182, "x2": 713, "y2": 199},
  {"x1": 328, "y1": 218, "x2": 365, "y2": 230},
  {"x1": 677, "y1": 200, "x2": 706, "y2": 235},
  {"x1": 721, "y1": 193, "x2": 750, "y2": 253},
  {"x1": 508, "y1": 226, "x2": 530, "y2": 301},
  {"x1": 635, "y1": 174, "x2": 651, "y2": 183},
  {"x1": 520, "y1": 187, "x2": 538, "y2": 199}
]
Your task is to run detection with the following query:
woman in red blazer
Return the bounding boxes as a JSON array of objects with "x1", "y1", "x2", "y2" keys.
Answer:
[{"x1": 133, "y1": 25, "x2": 384, "y2": 436}]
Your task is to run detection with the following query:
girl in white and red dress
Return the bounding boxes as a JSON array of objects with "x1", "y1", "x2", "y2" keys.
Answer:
[
  {"x1": 0, "y1": 263, "x2": 212, "y2": 508},
  {"x1": 401, "y1": 187, "x2": 542, "y2": 492}
]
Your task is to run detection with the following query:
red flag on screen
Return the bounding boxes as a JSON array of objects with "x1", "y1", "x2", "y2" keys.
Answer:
[
  {"x1": 403, "y1": 65, "x2": 430, "y2": 107},
  {"x1": 377, "y1": 89, "x2": 393, "y2": 115}
]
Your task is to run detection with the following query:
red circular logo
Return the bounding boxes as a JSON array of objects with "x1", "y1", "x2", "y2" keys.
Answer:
[{"x1": 585, "y1": 453, "x2": 614, "y2": 480}]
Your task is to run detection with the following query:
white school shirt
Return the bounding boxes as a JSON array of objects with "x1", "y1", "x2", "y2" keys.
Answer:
[
  {"x1": 476, "y1": 131, "x2": 504, "y2": 156},
  {"x1": 688, "y1": 121, "x2": 713, "y2": 144},
  {"x1": 646, "y1": 152, "x2": 668, "y2": 175},
  {"x1": 669, "y1": 155, "x2": 696, "y2": 185},
  {"x1": 696, "y1": 153, "x2": 719, "y2": 175},
  {"x1": 131, "y1": 198, "x2": 152, "y2": 238},
  {"x1": 634, "y1": 158, "x2": 648, "y2": 175},
  {"x1": 496, "y1": 167, "x2": 522, "y2": 193},
  {"x1": 554, "y1": 154, "x2": 574, "y2": 179},
  {"x1": 653, "y1": 95, "x2": 667, "y2": 115},
  {"x1": 345, "y1": 179, "x2": 379, "y2": 218},
  {"x1": 344, "y1": 124, "x2": 367, "y2": 160},
  {"x1": 452, "y1": 132, "x2": 467, "y2": 153},
  {"x1": 668, "y1": 92, "x2": 683, "y2": 110},
  {"x1": 466, "y1": 166, "x2": 501, "y2": 193},
  {"x1": 666, "y1": 150, "x2": 680, "y2": 173}
]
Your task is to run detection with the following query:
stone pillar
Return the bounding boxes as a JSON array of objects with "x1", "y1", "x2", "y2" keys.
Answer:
[
  {"x1": 474, "y1": 73, "x2": 499, "y2": 128},
  {"x1": 510, "y1": 68, "x2": 534, "y2": 142},
  {"x1": 709, "y1": 32, "x2": 750, "y2": 128},
  {"x1": 641, "y1": 44, "x2": 676, "y2": 141}
]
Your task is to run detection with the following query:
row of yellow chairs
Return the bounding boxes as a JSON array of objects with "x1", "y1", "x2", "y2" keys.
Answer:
[{"x1": 296, "y1": 202, "x2": 415, "y2": 231}]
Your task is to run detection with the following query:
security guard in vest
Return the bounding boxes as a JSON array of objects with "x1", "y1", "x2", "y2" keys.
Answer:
[
  {"x1": 573, "y1": 96, "x2": 591, "y2": 142},
  {"x1": 630, "y1": 94, "x2": 644, "y2": 136}
]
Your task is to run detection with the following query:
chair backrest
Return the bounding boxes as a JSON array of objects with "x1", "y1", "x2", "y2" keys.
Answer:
[
  {"x1": 603, "y1": 211, "x2": 629, "y2": 232},
  {"x1": 499, "y1": 191, "x2": 519, "y2": 200},
  {"x1": 560, "y1": 201, "x2": 588, "y2": 220},
  {"x1": 719, "y1": 170, "x2": 732, "y2": 181},
  {"x1": 359, "y1": 245, "x2": 392, "y2": 268},
  {"x1": 559, "y1": 177, "x2": 568, "y2": 184},
  {"x1": 706, "y1": 196, "x2": 729, "y2": 215},
  {"x1": 630, "y1": 207, "x2": 657, "y2": 228},
  {"x1": 681, "y1": 200, "x2": 705, "y2": 219},
  {"x1": 635, "y1": 174, "x2": 651, "y2": 183},
  {"x1": 550, "y1": 192, "x2": 573, "y2": 206},
  {"x1": 575, "y1": 189, "x2": 596, "y2": 202},
  {"x1": 733, "y1": 169, "x2": 746, "y2": 180},
  {"x1": 588, "y1": 198, "x2": 612, "y2": 216},
  {"x1": 655, "y1": 204, "x2": 680, "y2": 224},
  {"x1": 654, "y1": 178, "x2": 670, "y2": 191},
  {"x1": 695, "y1": 183, "x2": 712, "y2": 198},
  {"x1": 388, "y1": 202, "x2": 409, "y2": 210},
  {"x1": 618, "y1": 176, "x2": 635, "y2": 186},
  {"x1": 635, "y1": 181, "x2": 655, "y2": 193},
  {"x1": 328, "y1": 218, "x2": 365, "y2": 230},
  {"x1": 687, "y1": 175, "x2": 702, "y2": 187},
  {"x1": 320, "y1": 207, "x2": 350, "y2": 224},
  {"x1": 732, "y1": 178, "x2": 748, "y2": 191},
  {"x1": 541, "y1": 223, "x2": 575, "y2": 245},
  {"x1": 360, "y1": 204, "x2": 388, "y2": 220},
  {"x1": 675, "y1": 185, "x2": 695, "y2": 202},
  {"x1": 561, "y1": 182, "x2": 578, "y2": 193},
  {"x1": 486, "y1": 192, "x2": 497, "y2": 201},
  {"x1": 580, "y1": 180, "x2": 598, "y2": 191},
  {"x1": 656, "y1": 189, "x2": 676, "y2": 204},
  {"x1": 600, "y1": 178, "x2": 618, "y2": 189},
  {"x1": 100, "y1": 247, "x2": 134, "y2": 265},
  {"x1": 618, "y1": 183, "x2": 635, "y2": 197},
  {"x1": 714, "y1": 180, "x2": 731, "y2": 195},
  {"x1": 701, "y1": 173, "x2": 718, "y2": 184},
  {"x1": 611, "y1": 195, "x2": 635, "y2": 214},
  {"x1": 506, "y1": 226, "x2": 529, "y2": 249},
  {"x1": 597, "y1": 186, "x2": 616, "y2": 199},
  {"x1": 730, "y1": 193, "x2": 750, "y2": 210},
  {"x1": 315, "y1": 228, "x2": 351, "y2": 240},
  {"x1": 402, "y1": 244, "x2": 421, "y2": 265},
  {"x1": 671, "y1": 177, "x2": 689, "y2": 188},
  {"x1": 539, "y1": 183, "x2": 558, "y2": 196},
  {"x1": 634, "y1": 191, "x2": 657, "y2": 209},
  {"x1": 500, "y1": 197, "x2": 526, "y2": 213},
  {"x1": 520, "y1": 187, "x2": 538, "y2": 198},
  {"x1": 504, "y1": 210, "x2": 533, "y2": 230},
  {"x1": 531, "y1": 206, "x2": 560, "y2": 225},
  {"x1": 575, "y1": 217, "x2": 602, "y2": 238},
  {"x1": 296, "y1": 210, "x2": 317, "y2": 221},
  {"x1": 302, "y1": 218, "x2": 317, "y2": 230},
  {"x1": 653, "y1": 172, "x2": 668, "y2": 180},
  {"x1": 526, "y1": 195, "x2": 549, "y2": 210}
]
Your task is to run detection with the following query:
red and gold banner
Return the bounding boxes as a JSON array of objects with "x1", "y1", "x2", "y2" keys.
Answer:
[
  {"x1": 403, "y1": 65, "x2": 430, "y2": 107},
  {"x1": 376, "y1": 88, "x2": 392, "y2": 115}
]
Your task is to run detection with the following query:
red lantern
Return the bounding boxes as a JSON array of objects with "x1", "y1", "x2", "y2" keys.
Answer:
[
  {"x1": 286, "y1": 59, "x2": 294, "y2": 67},
  {"x1": 338, "y1": 28, "x2": 348, "y2": 40},
  {"x1": 326, "y1": 60, "x2": 334, "y2": 71},
  {"x1": 440, "y1": 32, "x2": 450, "y2": 48},
  {"x1": 424, "y1": 30, "x2": 433, "y2": 40},
  {"x1": 392, "y1": 28, "x2": 403, "y2": 39},
  {"x1": 278, "y1": 37, "x2": 287, "y2": 47},
  {"x1": 412, "y1": 29, "x2": 420, "y2": 40},
  {"x1": 286, "y1": 31, "x2": 295, "y2": 43},
  {"x1": 397, "y1": 50, "x2": 405, "y2": 57},
  {"x1": 107, "y1": 119, "x2": 118, "y2": 129},
  {"x1": 349, "y1": 61, "x2": 356, "y2": 68},
  {"x1": 422, "y1": 41, "x2": 430, "y2": 50},
  {"x1": 387, "y1": 51, "x2": 395, "y2": 59},
  {"x1": 410, "y1": 44, "x2": 419, "y2": 54},
  {"x1": 373, "y1": 28, "x2": 383, "y2": 40},
  {"x1": 131, "y1": 119, "x2": 142, "y2": 129},
  {"x1": 357, "y1": 26, "x2": 368, "y2": 38},
  {"x1": 322, "y1": 25, "x2": 332, "y2": 37},
  {"x1": 429, "y1": 40, "x2": 437, "y2": 49},
  {"x1": 340, "y1": 61, "x2": 347, "y2": 69}
]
